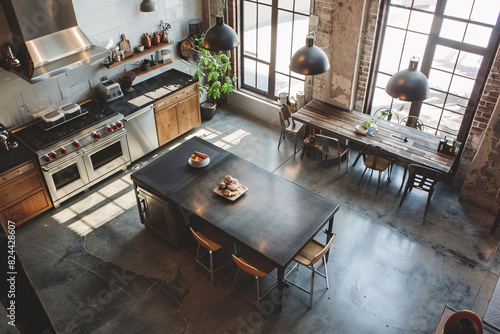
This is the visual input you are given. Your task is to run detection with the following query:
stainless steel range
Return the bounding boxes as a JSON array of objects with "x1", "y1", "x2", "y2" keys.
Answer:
[{"x1": 15, "y1": 101, "x2": 131, "y2": 207}]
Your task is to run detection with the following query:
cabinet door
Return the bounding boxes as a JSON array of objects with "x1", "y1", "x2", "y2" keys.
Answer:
[
  {"x1": 0, "y1": 170, "x2": 43, "y2": 210},
  {"x1": 155, "y1": 104, "x2": 180, "y2": 146},
  {"x1": 177, "y1": 93, "x2": 201, "y2": 134},
  {"x1": 0, "y1": 190, "x2": 51, "y2": 227}
]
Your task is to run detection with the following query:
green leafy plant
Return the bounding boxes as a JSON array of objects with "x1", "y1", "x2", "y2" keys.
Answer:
[
  {"x1": 192, "y1": 36, "x2": 234, "y2": 104},
  {"x1": 361, "y1": 111, "x2": 389, "y2": 130}
]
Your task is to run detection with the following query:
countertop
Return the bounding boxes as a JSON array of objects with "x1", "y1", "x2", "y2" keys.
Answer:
[
  {"x1": 0, "y1": 140, "x2": 36, "y2": 174},
  {"x1": 107, "y1": 69, "x2": 198, "y2": 117}
]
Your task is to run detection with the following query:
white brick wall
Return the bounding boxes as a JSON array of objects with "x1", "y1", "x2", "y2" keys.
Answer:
[{"x1": 0, "y1": 0, "x2": 202, "y2": 128}]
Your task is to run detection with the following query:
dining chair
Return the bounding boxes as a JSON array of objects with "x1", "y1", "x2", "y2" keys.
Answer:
[
  {"x1": 278, "y1": 104, "x2": 304, "y2": 154},
  {"x1": 230, "y1": 251, "x2": 277, "y2": 307},
  {"x1": 399, "y1": 164, "x2": 442, "y2": 215},
  {"x1": 190, "y1": 226, "x2": 234, "y2": 285},
  {"x1": 357, "y1": 145, "x2": 394, "y2": 194},
  {"x1": 400, "y1": 116, "x2": 425, "y2": 131},
  {"x1": 316, "y1": 133, "x2": 351, "y2": 173},
  {"x1": 491, "y1": 188, "x2": 500, "y2": 234},
  {"x1": 285, "y1": 234, "x2": 335, "y2": 308}
]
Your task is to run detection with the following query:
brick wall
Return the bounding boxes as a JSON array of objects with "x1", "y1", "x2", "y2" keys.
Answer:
[{"x1": 455, "y1": 46, "x2": 500, "y2": 185}]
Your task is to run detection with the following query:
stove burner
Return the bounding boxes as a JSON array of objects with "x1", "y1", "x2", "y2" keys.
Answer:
[{"x1": 15, "y1": 101, "x2": 119, "y2": 151}]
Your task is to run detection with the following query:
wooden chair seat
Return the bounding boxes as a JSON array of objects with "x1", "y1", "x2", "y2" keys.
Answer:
[
  {"x1": 232, "y1": 252, "x2": 275, "y2": 278},
  {"x1": 294, "y1": 239, "x2": 328, "y2": 266},
  {"x1": 357, "y1": 145, "x2": 394, "y2": 194},
  {"x1": 363, "y1": 154, "x2": 391, "y2": 171},
  {"x1": 191, "y1": 226, "x2": 232, "y2": 251}
]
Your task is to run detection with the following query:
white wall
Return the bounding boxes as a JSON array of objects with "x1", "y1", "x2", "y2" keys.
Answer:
[{"x1": 0, "y1": 0, "x2": 202, "y2": 129}]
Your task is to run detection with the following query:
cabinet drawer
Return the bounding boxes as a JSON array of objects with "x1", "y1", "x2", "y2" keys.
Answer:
[
  {"x1": 0, "y1": 161, "x2": 36, "y2": 187},
  {"x1": 0, "y1": 170, "x2": 43, "y2": 210},
  {"x1": 0, "y1": 189, "x2": 51, "y2": 226},
  {"x1": 154, "y1": 84, "x2": 198, "y2": 111}
]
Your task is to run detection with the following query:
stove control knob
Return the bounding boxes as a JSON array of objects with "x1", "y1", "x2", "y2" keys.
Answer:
[
  {"x1": 106, "y1": 126, "x2": 113, "y2": 133},
  {"x1": 60, "y1": 148, "x2": 67, "y2": 154},
  {"x1": 92, "y1": 132, "x2": 102, "y2": 139},
  {"x1": 112, "y1": 124, "x2": 118, "y2": 131},
  {"x1": 116, "y1": 122, "x2": 123, "y2": 128},
  {"x1": 50, "y1": 152, "x2": 58, "y2": 159},
  {"x1": 43, "y1": 155, "x2": 51, "y2": 162},
  {"x1": 73, "y1": 141, "x2": 81, "y2": 148}
]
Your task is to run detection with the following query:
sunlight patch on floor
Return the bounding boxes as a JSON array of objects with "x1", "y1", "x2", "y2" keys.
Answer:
[
  {"x1": 69, "y1": 192, "x2": 107, "y2": 214},
  {"x1": 222, "y1": 129, "x2": 250, "y2": 145},
  {"x1": 67, "y1": 202, "x2": 125, "y2": 236}
]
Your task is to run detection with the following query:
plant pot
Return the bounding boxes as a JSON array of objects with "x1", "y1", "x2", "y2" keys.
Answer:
[{"x1": 201, "y1": 101, "x2": 217, "y2": 120}]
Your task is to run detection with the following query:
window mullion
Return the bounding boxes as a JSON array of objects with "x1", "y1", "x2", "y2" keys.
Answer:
[{"x1": 269, "y1": 0, "x2": 279, "y2": 96}]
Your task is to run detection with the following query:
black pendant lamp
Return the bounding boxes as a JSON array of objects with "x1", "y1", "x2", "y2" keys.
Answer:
[
  {"x1": 289, "y1": 32, "x2": 330, "y2": 75},
  {"x1": 385, "y1": 57, "x2": 429, "y2": 101},
  {"x1": 140, "y1": 0, "x2": 157, "y2": 12},
  {"x1": 202, "y1": 14, "x2": 239, "y2": 52}
]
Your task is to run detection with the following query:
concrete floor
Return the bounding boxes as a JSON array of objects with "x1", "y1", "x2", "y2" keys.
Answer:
[{"x1": 2, "y1": 105, "x2": 500, "y2": 334}]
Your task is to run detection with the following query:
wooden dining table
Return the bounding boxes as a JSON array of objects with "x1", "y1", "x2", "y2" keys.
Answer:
[
  {"x1": 292, "y1": 99, "x2": 456, "y2": 174},
  {"x1": 130, "y1": 137, "x2": 339, "y2": 312}
]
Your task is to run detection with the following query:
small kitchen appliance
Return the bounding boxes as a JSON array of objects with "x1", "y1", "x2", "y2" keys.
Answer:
[{"x1": 96, "y1": 79, "x2": 123, "y2": 103}]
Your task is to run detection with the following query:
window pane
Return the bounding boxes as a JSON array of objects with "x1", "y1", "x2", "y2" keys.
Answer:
[
  {"x1": 387, "y1": 7, "x2": 410, "y2": 29},
  {"x1": 278, "y1": 0, "x2": 293, "y2": 11},
  {"x1": 428, "y1": 69, "x2": 452, "y2": 91},
  {"x1": 449, "y1": 75, "x2": 475, "y2": 98},
  {"x1": 374, "y1": 72, "x2": 391, "y2": 90},
  {"x1": 371, "y1": 86, "x2": 393, "y2": 112},
  {"x1": 276, "y1": 10, "x2": 293, "y2": 74},
  {"x1": 295, "y1": 0, "x2": 311, "y2": 15},
  {"x1": 401, "y1": 32, "x2": 428, "y2": 67},
  {"x1": 464, "y1": 24, "x2": 492, "y2": 48},
  {"x1": 432, "y1": 45, "x2": 458, "y2": 73},
  {"x1": 257, "y1": 62, "x2": 269, "y2": 91},
  {"x1": 391, "y1": 0, "x2": 412, "y2": 9},
  {"x1": 244, "y1": 58, "x2": 256, "y2": 87},
  {"x1": 444, "y1": 95, "x2": 467, "y2": 114},
  {"x1": 419, "y1": 104, "x2": 441, "y2": 135},
  {"x1": 257, "y1": 4, "x2": 272, "y2": 62},
  {"x1": 440, "y1": 19, "x2": 466, "y2": 42},
  {"x1": 275, "y1": 73, "x2": 289, "y2": 97},
  {"x1": 471, "y1": 0, "x2": 500, "y2": 25},
  {"x1": 427, "y1": 89, "x2": 447, "y2": 108},
  {"x1": 408, "y1": 10, "x2": 433, "y2": 34},
  {"x1": 413, "y1": 0, "x2": 437, "y2": 12},
  {"x1": 455, "y1": 52, "x2": 482, "y2": 79},
  {"x1": 439, "y1": 109, "x2": 463, "y2": 135},
  {"x1": 379, "y1": 27, "x2": 405, "y2": 74},
  {"x1": 259, "y1": 0, "x2": 272, "y2": 5},
  {"x1": 292, "y1": 13, "x2": 310, "y2": 61},
  {"x1": 290, "y1": 77, "x2": 304, "y2": 98},
  {"x1": 243, "y1": 1, "x2": 257, "y2": 57},
  {"x1": 444, "y1": 0, "x2": 473, "y2": 20}
]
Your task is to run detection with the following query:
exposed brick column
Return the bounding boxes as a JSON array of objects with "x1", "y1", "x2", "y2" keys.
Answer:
[{"x1": 455, "y1": 46, "x2": 500, "y2": 185}]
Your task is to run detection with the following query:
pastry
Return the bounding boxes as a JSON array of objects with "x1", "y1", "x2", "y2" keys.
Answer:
[
  {"x1": 223, "y1": 189, "x2": 236, "y2": 197},
  {"x1": 218, "y1": 182, "x2": 226, "y2": 190},
  {"x1": 227, "y1": 183, "x2": 238, "y2": 191},
  {"x1": 224, "y1": 175, "x2": 233, "y2": 184},
  {"x1": 229, "y1": 178, "x2": 239, "y2": 187}
]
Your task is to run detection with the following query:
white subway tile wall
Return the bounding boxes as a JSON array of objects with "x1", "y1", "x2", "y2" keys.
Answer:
[{"x1": 0, "y1": 0, "x2": 202, "y2": 128}]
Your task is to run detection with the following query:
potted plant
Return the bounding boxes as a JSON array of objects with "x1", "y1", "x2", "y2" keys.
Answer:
[
  {"x1": 192, "y1": 36, "x2": 235, "y2": 120},
  {"x1": 356, "y1": 111, "x2": 389, "y2": 136}
]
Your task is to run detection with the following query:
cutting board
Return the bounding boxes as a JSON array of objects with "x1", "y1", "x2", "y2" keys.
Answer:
[{"x1": 120, "y1": 34, "x2": 133, "y2": 58}]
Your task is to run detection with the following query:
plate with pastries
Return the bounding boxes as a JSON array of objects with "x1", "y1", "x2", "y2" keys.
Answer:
[
  {"x1": 213, "y1": 175, "x2": 248, "y2": 201},
  {"x1": 188, "y1": 151, "x2": 210, "y2": 168}
]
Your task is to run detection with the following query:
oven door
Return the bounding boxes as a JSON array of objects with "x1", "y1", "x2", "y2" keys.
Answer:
[
  {"x1": 82, "y1": 129, "x2": 131, "y2": 182},
  {"x1": 41, "y1": 151, "x2": 90, "y2": 204}
]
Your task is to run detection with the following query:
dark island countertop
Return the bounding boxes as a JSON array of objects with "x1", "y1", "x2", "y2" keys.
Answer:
[
  {"x1": 107, "y1": 69, "x2": 198, "y2": 117},
  {"x1": 0, "y1": 140, "x2": 36, "y2": 174}
]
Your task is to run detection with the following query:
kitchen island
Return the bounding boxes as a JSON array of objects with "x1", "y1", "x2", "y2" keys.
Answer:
[{"x1": 130, "y1": 136, "x2": 339, "y2": 311}]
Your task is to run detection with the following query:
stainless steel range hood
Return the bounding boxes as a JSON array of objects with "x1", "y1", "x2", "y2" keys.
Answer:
[{"x1": 0, "y1": 0, "x2": 110, "y2": 83}]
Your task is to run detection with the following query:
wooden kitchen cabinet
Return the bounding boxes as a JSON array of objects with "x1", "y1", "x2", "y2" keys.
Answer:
[
  {"x1": 154, "y1": 83, "x2": 200, "y2": 146},
  {"x1": 0, "y1": 159, "x2": 52, "y2": 228}
]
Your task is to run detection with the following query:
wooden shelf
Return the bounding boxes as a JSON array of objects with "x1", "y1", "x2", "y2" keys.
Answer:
[
  {"x1": 135, "y1": 59, "x2": 173, "y2": 78},
  {"x1": 105, "y1": 41, "x2": 174, "y2": 69}
]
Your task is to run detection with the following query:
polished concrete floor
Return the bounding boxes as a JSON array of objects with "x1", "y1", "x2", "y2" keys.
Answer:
[{"x1": 2, "y1": 105, "x2": 500, "y2": 334}]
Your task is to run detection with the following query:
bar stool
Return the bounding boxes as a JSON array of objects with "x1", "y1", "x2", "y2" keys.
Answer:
[
  {"x1": 230, "y1": 251, "x2": 277, "y2": 307},
  {"x1": 190, "y1": 226, "x2": 233, "y2": 285},
  {"x1": 285, "y1": 235, "x2": 335, "y2": 308}
]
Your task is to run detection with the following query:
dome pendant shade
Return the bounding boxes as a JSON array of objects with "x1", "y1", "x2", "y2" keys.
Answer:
[
  {"x1": 385, "y1": 57, "x2": 430, "y2": 102},
  {"x1": 202, "y1": 14, "x2": 239, "y2": 52},
  {"x1": 140, "y1": 0, "x2": 157, "y2": 12},
  {"x1": 289, "y1": 35, "x2": 330, "y2": 75}
]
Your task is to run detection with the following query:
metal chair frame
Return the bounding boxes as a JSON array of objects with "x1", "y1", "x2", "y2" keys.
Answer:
[
  {"x1": 278, "y1": 104, "x2": 304, "y2": 154},
  {"x1": 357, "y1": 145, "x2": 394, "y2": 194},
  {"x1": 399, "y1": 164, "x2": 442, "y2": 215},
  {"x1": 315, "y1": 133, "x2": 351, "y2": 173},
  {"x1": 400, "y1": 116, "x2": 425, "y2": 131}
]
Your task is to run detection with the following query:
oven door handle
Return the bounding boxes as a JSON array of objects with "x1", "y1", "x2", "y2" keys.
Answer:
[
  {"x1": 137, "y1": 194, "x2": 148, "y2": 219},
  {"x1": 41, "y1": 152, "x2": 85, "y2": 172},
  {"x1": 82, "y1": 131, "x2": 126, "y2": 153}
]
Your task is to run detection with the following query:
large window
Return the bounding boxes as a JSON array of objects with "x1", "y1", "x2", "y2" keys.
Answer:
[
  {"x1": 241, "y1": 0, "x2": 310, "y2": 99},
  {"x1": 369, "y1": 0, "x2": 500, "y2": 142}
]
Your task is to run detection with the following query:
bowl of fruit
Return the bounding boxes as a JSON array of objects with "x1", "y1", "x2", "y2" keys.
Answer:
[{"x1": 188, "y1": 151, "x2": 210, "y2": 168}]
